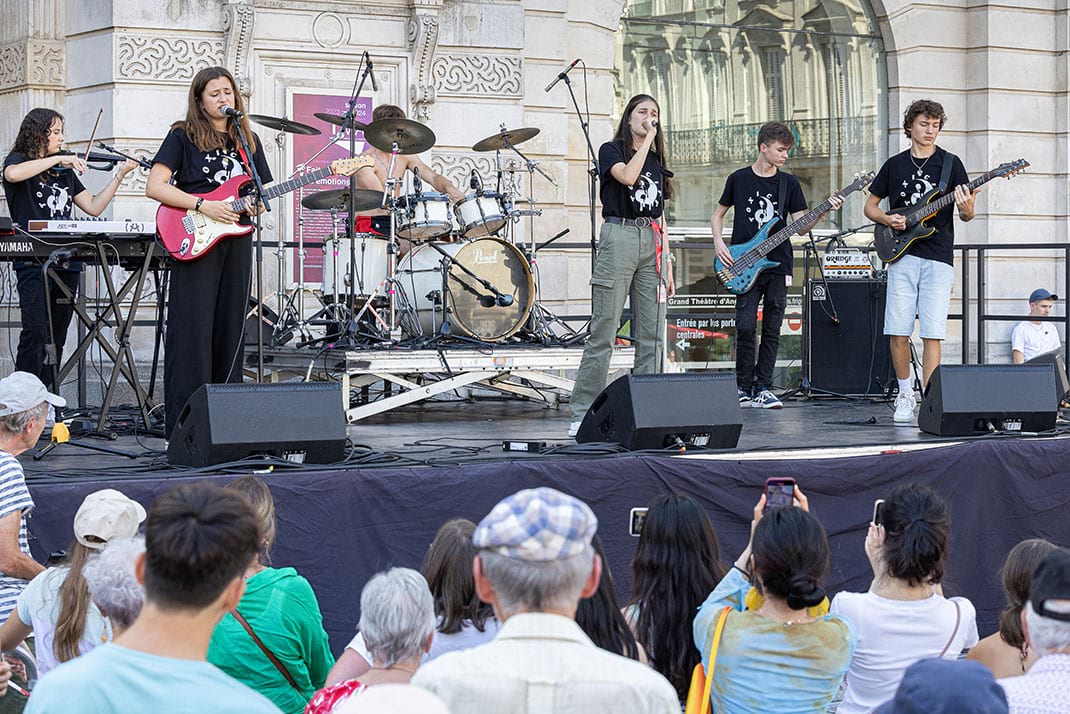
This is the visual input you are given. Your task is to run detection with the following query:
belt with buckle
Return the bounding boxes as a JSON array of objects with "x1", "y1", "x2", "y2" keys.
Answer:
[{"x1": 606, "y1": 216, "x2": 654, "y2": 228}]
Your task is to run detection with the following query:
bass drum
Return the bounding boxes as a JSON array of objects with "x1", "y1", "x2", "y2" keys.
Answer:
[{"x1": 398, "y1": 238, "x2": 534, "y2": 341}]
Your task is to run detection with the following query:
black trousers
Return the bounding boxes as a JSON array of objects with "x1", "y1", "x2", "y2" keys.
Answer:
[
  {"x1": 15, "y1": 263, "x2": 81, "y2": 391},
  {"x1": 164, "y1": 236, "x2": 251, "y2": 438},
  {"x1": 734, "y1": 270, "x2": 788, "y2": 392}
]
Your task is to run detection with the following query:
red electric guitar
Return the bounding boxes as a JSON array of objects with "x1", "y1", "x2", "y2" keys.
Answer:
[{"x1": 156, "y1": 156, "x2": 372, "y2": 261}]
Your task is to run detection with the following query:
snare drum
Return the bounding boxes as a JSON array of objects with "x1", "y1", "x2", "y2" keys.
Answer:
[
  {"x1": 453, "y1": 191, "x2": 508, "y2": 238},
  {"x1": 322, "y1": 236, "x2": 389, "y2": 296},
  {"x1": 397, "y1": 192, "x2": 454, "y2": 241}
]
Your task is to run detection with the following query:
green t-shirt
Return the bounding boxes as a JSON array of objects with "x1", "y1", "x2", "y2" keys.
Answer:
[{"x1": 207, "y1": 567, "x2": 335, "y2": 714}]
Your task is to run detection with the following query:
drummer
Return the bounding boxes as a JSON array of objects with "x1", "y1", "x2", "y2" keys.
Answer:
[{"x1": 354, "y1": 104, "x2": 465, "y2": 252}]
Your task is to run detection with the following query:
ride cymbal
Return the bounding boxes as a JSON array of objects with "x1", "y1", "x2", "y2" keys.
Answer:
[
  {"x1": 301, "y1": 188, "x2": 383, "y2": 212},
  {"x1": 472, "y1": 127, "x2": 540, "y2": 152},
  {"x1": 247, "y1": 114, "x2": 321, "y2": 136},
  {"x1": 314, "y1": 112, "x2": 369, "y2": 131},
  {"x1": 363, "y1": 118, "x2": 436, "y2": 155}
]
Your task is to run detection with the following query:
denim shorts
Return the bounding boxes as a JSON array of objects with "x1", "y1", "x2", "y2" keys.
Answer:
[{"x1": 883, "y1": 253, "x2": 954, "y2": 340}]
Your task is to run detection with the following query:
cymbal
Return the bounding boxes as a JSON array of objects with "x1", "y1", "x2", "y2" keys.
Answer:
[
  {"x1": 472, "y1": 127, "x2": 540, "y2": 152},
  {"x1": 362, "y1": 118, "x2": 436, "y2": 155},
  {"x1": 314, "y1": 112, "x2": 369, "y2": 132},
  {"x1": 301, "y1": 188, "x2": 383, "y2": 212},
  {"x1": 247, "y1": 114, "x2": 321, "y2": 136}
]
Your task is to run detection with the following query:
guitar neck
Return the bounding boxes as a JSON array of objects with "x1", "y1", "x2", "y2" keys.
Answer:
[
  {"x1": 905, "y1": 171, "x2": 993, "y2": 226},
  {"x1": 226, "y1": 166, "x2": 331, "y2": 211},
  {"x1": 753, "y1": 199, "x2": 833, "y2": 258}
]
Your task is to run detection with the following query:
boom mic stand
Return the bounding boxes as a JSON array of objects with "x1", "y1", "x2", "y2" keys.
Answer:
[{"x1": 553, "y1": 63, "x2": 599, "y2": 276}]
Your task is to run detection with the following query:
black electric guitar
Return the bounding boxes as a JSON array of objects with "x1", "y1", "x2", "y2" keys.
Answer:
[{"x1": 873, "y1": 158, "x2": 1028, "y2": 264}]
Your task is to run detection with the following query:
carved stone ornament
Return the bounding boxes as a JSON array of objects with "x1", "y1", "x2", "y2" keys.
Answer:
[
  {"x1": 430, "y1": 153, "x2": 497, "y2": 190},
  {"x1": 28, "y1": 40, "x2": 65, "y2": 86},
  {"x1": 223, "y1": 0, "x2": 256, "y2": 99},
  {"x1": 432, "y1": 54, "x2": 522, "y2": 98},
  {"x1": 0, "y1": 42, "x2": 27, "y2": 91},
  {"x1": 117, "y1": 35, "x2": 225, "y2": 83},
  {"x1": 408, "y1": 1, "x2": 443, "y2": 121}
]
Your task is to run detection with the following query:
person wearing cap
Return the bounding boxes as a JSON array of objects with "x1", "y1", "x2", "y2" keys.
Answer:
[
  {"x1": 0, "y1": 371, "x2": 65, "y2": 623},
  {"x1": 998, "y1": 548, "x2": 1070, "y2": 712},
  {"x1": 1011, "y1": 289, "x2": 1062, "y2": 364},
  {"x1": 873, "y1": 658, "x2": 1009, "y2": 713},
  {"x1": 0, "y1": 488, "x2": 145, "y2": 676},
  {"x1": 412, "y1": 486, "x2": 679, "y2": 714}
]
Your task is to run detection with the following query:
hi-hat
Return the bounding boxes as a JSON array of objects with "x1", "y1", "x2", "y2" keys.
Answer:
[
  {"x1": 363, "y1": 118, "x2": 436, "y2": 155},
  {"x1": 314, "y1": 112, "x2": 369, "y2": 131},
  {"x1": 247, "y1": 114, "x2": 321, "y2": 136},
  {"x1": 301, "y1": 188, "x2": 383, "y2": 212},
  {"x1": 472, "y1": 127, "x2": 540, "y2": 152}
]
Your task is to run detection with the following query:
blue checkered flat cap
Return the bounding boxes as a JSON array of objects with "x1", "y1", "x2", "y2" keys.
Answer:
[{"x1": 473, "y1": 487, "x2": 597, "y2": 561}]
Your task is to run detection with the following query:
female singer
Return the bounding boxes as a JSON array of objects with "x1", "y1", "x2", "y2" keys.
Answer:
[
  {"x1": 568, "y1": 94, "x2": 674, "y2": 437},
  {"x1": 146, "y1": 66, "x2": 272, "y2": 438},
  {"x1": 2, "y1": 108, "x2": 137, "y2": 394}
]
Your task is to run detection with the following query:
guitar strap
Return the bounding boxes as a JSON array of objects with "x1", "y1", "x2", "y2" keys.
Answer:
[
  {"x1": 936, "y1": 147, "x2": 953, "y2": 194},
  {"x1": 777, "y1": 173, "x2": 789, "y2": 228}
]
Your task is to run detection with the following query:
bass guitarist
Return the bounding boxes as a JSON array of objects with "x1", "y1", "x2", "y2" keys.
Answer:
[
  {"x1": 146, "y1": 66, "x2": 272, "y2": 438},
  {"x1": 863, "y1": 99, "x2": 977, "y2": 424},
  {"x1": 712, "y1": 122, "x2": 841, "y2": 409}
]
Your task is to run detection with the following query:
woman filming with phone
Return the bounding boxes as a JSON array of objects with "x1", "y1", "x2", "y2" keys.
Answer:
[
  {"x1": 829, "y1": 483, "x2": 979, "y2": 713},
  {"x1": 692, "y1": 485, "x2": 855, "y2": 713}
]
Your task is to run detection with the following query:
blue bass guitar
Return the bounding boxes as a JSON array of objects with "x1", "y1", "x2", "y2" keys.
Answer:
[{"x1": 714, "y1": 172, "x2": 874, "y2": 295}]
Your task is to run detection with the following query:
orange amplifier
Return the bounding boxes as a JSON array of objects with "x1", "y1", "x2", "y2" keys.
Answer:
[{"x1": 822, "y1": 250, "x2": 874, "y2": 279}]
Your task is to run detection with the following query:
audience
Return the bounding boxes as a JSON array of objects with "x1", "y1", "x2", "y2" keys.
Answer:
[
  {"x1": 25, "y1": 482, "x2": 281, "y2": 713},
  {"x1": 327, "y1": 518, "x2": 499, "y2": 686},
  {"x1": 0, "y1": 488, "x2": 145, "y2": 676},
  {"x1": 82, "y1": 536, "x2": 146, "y2": 637},
  {"x1": 830, "y1": 483, "x2": 979, "y2": 713},
  {"x1": 331, "y1": 683, "x2": 449, "y2": 714},
  {"x1": 207, "y1": 476, "x2": 334, "y2": 714},
  {"x1": 626, "y1": 493, "x2": 725, "y2": 699},
  {"x1": 873, "y1": 658, "x2": 1008, "y2": 713},
  {"x1": 693, "y1": 486, "x2": 855, "y2": 714},
  {"x1": 307, "y1": 567, "x2": 435, "y2": 714},
  {"x1": 412, "y1": 486, "x2": 679, "y2": 713},
  {"x1": 576, "y1": 535, "x2": 642, "y2": 661},
  {"x1": 969, "y1": 538, "x2": 1060, "y2": 678},
  {"x1": 997, "y1": 548, "x2": 1070, "y2": 711}
]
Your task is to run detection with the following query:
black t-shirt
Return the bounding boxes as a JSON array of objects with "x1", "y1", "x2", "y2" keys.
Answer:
[
  {"x1": 152, "y1": 126, "x2": 273, "y2": 196},
  {"x1": 718, "y1": 167, "x2": 807, "y2": 275},
  {"x1": 2, "y1": 151, "x2": 87, "y2": 226},
  {"x1": 598, "y1": 139, "x2": 664, "y2": 220},
  {"x1": 869, "y1": 147, "x2": 968, "y2": 266}
]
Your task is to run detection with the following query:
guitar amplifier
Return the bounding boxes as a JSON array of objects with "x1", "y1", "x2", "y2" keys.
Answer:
[
  {"x1": 806, "y1": 278, "x2": 894, "y2": 396},
  {"x1": 822, "y1": 250, "x2": 875, "y2": 280}
]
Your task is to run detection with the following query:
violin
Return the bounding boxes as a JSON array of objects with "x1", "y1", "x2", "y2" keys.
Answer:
[{"x1": 52, "y1": 146, "x2": 152, "y2": 171}]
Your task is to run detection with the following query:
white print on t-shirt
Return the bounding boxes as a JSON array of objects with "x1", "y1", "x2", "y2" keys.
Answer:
[
  {"x1": 201, "y1": 149, "x2": 245, "y2": 187},
  {"x1": 630, "y1": 172, "x2": 660, "y2": 213},
  {"x1": 35, "y1": 180, "x2": 71, "y2": 218},
  {"x1": 900, "y1": 169, "x2": 934, "y2": 206},
  {"x1": 745, "y1": 190, "x2": 777, "y2": 226}
]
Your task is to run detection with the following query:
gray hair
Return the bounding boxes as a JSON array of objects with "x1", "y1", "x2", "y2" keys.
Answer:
[
  {"x1": 0, "y1": 402, "x2": 47, "y2": 435},
  {"x1": 359, "y1": 568, "x2": 435, "y2": 668},
  {"x1": 83, "y1": 536, "x2": 146, "y2": 630},
  {"x1": 478, "y1": 546, "x2": 594, "y2": 618},
  {"x1": 1025, "y1": 600, "x2": 1070, "y2": 656}
]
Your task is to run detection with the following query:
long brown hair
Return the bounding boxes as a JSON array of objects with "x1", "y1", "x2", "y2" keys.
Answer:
[
  {"x1": 421, "y1": 519, "x2": 493, "y2": 634},
  {"x1": 173, "y1": 66, "x2": 258, "y2": 155},
  {"x1": 998, "y1": 538, "x2": 1060, "y2": 648},
  {"x1": 11, "y1": 108, "x2": 63, "y2": 160},
  {"x1": 54, "y1": 541, "x2": 96, "y2": 663},
  {"x1": 224, "y1": 476, "x2": 276, "y2": 565},
  {"x1": 612, "y1": 94, "x2": 673, "y2": 201}
]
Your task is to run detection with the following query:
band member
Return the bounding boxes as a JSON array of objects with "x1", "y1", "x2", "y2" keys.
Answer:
[
  {"x1": 712, "y1": 122, "x2": 840, "y2": 410},
  {"x1": 568, "y1": 94, "x2": 674, "y2": 438},
  {"x1": 352, "y1": 104, "x2": 464, "y2": 246},
  {"x1": 864, "y1": 99, "x2": 976, "y2": 424},
  {"x1": 146, "y1": 66, "x2": 272, "y2": 438},
  {"x1": 2, "y1": 108, "x2": 137, "y2": 394}
]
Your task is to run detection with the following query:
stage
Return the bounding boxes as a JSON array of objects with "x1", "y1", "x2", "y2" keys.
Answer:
[{"x1": 18, "y1": 393, "x2": 1070, "y2": 656}]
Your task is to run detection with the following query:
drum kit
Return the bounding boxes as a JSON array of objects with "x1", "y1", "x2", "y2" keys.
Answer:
[{"x1": 247, "y1": 111, "x2": 573, "y2": 347}]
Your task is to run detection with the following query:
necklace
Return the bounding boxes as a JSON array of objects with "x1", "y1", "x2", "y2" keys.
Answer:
[{"x1": 909, "y1": 152, "x2": 933, "y2": 171}]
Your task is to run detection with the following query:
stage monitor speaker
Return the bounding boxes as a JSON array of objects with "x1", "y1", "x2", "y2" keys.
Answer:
[
  {"x1": 575, "y1": 372, "x2": 742, "y2": 450},
  {"x1": 807, "y1": 279, "x2": 893, "y2": 396},
  {"x1": 1025, "y1": 350, "x2": 1070, "y2": 407},
  {"x1": 918, "y1": 364, "x2": 1058, "y2": 436},
  {"x1": 167, "y1": 382, "x2": 346, "y2": 467}
]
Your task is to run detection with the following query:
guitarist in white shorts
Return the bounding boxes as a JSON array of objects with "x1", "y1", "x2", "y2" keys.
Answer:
[{"x1": 863, "y1": 99, "x2": 978, "y2": 424}]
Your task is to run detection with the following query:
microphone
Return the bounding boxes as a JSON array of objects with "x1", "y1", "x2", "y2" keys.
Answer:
[
  {"x1": 96, "y1": 142, "x2": 153, "y2": 170},
  {"x1": 366, "y1": 53, "x2": 378, "y2": 92},
  {"x1": 412, "y1": 166, "x2": 423, "y2": 195},
  {"x1": 544, "y1": 59, "x2": 581, "y2": 93},
  {"x1": 470, "y1": 170, "x2": 482, "y2": 194},
  {"x1": 478, "y1": 294, "x2": 496, "y2": 308},
  {"x1": 221, "y1": 105, "x2": 243, "y2": 118},
  {"x1": 496, "y1": 294, "x2": 514, "y2": 307}
]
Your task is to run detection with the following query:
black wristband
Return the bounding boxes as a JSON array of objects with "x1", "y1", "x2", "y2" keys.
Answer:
[{"x1": 195, "y1": 197, "x2": 204, "y2": 211}]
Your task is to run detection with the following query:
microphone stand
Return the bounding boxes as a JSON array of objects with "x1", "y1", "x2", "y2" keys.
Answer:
[
  {"x1": 230, "y1": 112, "x2": 271, "y2": 382},
  {"x1": 557, "y1": 66, "x2": 599, "y2": 274}
]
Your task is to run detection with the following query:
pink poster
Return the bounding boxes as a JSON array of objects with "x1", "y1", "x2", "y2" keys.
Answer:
[{"x1": 290, "y1": 92, "x2": 373, "y2": 283}]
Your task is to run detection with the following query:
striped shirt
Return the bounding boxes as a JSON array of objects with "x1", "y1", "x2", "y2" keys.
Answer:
[{"x1": 0, "y1": 450, "x2": 35, "y2": 623}]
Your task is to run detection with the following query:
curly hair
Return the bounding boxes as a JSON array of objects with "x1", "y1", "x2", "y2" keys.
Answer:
[
  {"x1": 903, "y1": 99, "x2": 946, "y2": 138},
  {"x1": 10, "y1": 108, "x2": 63, "y2": 161}
]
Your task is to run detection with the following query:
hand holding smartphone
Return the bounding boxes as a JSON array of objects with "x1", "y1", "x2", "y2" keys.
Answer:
[
  {"x1": 764, "y1": 477, "x2": 796, "y2": 511},
  {"x1": 872, "y1": 499, "x2": 885, "y2": 526}
]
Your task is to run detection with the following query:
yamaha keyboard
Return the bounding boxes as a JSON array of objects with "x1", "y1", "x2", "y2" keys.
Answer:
[{"x1": 0, "y1": 219, "x2": 161, "y2": 265}]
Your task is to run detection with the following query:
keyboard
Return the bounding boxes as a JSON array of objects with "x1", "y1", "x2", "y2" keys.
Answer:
[{"x1": 25, "y1": 219, "x2": 156, "y2": 235}]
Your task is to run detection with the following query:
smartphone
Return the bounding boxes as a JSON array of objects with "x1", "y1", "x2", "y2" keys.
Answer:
[
  {"x1": 629, "y1": 507, "x2": 648, "y2": 537},
  {"x1": 764, "y1": 477, "x2": 796, "y2": 511},
  {"x1": 872, "y1": 499, "x2": 885, "y2": 526}
]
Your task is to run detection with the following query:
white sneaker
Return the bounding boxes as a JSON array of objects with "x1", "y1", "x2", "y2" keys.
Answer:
[
  {"x1": 893, "y1": 392, "x2": 917, "y2": 424},
  {"x1": 751, "y1": 389, "x2": 783, "y2": 409},
  {"x1": 568, "y1": 420, "x2": 582, "y2": 438}
]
